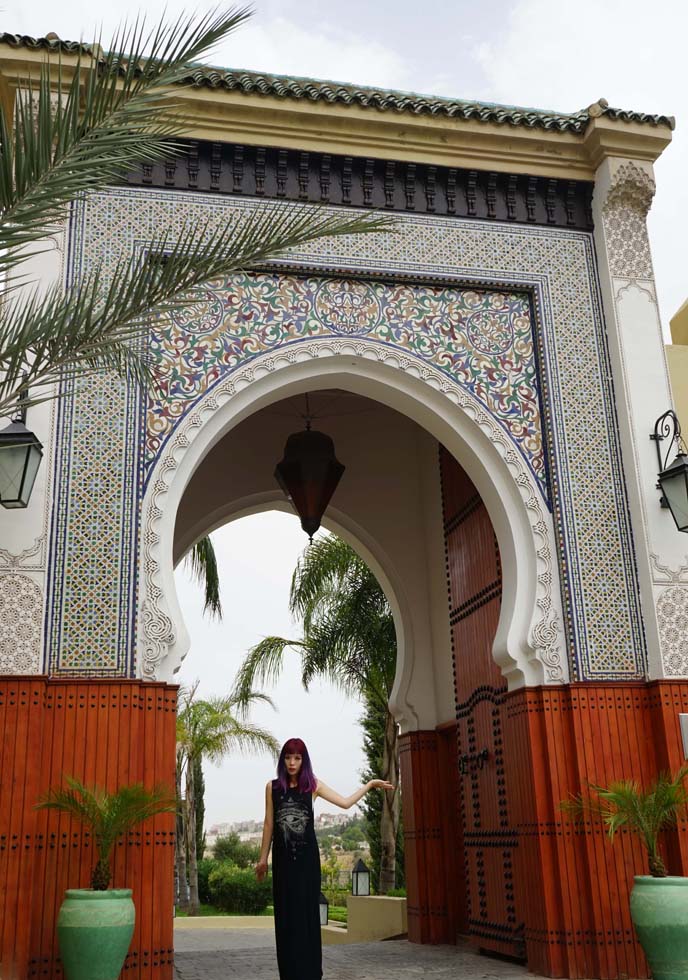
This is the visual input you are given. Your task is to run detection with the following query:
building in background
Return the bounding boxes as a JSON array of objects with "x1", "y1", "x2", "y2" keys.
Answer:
[{"x1": 667, "y1": 300, "x2": 688, "y2": 430}]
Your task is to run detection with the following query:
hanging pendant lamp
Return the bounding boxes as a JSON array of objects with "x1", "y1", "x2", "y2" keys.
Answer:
[{"x1": 274, "y1": 398, "x2": 345, "y2": 541}]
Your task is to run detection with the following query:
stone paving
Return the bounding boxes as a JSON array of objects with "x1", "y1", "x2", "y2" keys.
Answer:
[{"x1": 174, "y1": 924, "x2": 530, "y2": 979}]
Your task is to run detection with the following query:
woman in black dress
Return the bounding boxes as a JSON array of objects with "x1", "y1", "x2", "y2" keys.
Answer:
[{"x1": 255, "y1": 737, "x2": 394, "y2": 980}]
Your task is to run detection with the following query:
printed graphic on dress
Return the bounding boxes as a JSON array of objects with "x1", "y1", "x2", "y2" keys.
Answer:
[{"x1": 276, "y1": 796, "x2": 310, "y2": 853}]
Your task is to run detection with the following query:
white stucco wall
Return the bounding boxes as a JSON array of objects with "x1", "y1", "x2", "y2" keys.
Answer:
[
  {"x1": 593, "y1": 158, "x2": 688, "y2": 677},
  {"x1": 0, "y1": 233, "x2": 64, "y2": 674}
]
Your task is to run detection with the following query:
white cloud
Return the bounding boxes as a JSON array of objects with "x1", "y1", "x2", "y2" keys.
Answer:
[
  {"x1": 7, "y1": 2, "x2": 411, "y2": 91},
  {"x1": 473, "y1": 0, "x2": 688, "y2": 326},
  {"x1": 213, "y1": 16, "x2": 411, "y2": 89}
]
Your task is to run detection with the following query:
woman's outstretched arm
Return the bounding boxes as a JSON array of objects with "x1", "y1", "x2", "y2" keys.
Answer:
[
  {"x1": 315, "y1": 778, "x2": 395, "y2": 810},
  {"x1": 255, "y1": 780, "x2": 274, "y2": 881}
]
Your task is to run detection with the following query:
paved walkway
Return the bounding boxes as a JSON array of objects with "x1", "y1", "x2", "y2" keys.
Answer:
[{"x1": 174, "y1": 923, "x2": 530, "y2": 979}]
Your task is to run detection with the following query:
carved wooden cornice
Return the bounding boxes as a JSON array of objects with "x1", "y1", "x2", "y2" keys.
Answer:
[{"x1": 126, "y1": 139, "x2": 595, "y2": 230}]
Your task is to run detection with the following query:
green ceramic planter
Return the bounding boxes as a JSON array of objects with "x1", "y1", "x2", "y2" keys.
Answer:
[
  {"x1": 631, "y1": 876, "x2": 688, "y2": 980},
  {"x1": 57, "y1": 889, "x2": 135, "y2": 980}
]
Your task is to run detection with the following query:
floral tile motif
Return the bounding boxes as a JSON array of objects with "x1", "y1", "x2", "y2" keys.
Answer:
[
  {"x1": 145, "y1": 272, "x2": 544, "y2": 492},
  {"x1": 45, "y1": 188, "x2": 646, "y2": 682}
]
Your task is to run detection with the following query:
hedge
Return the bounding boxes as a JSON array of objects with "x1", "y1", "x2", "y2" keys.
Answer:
[
  {"x1": 208, "y1": 861, "x2": 273, "y2": 914},
  {"x1": 197, "y1": 858, "x2": 216, "y2": 905}
]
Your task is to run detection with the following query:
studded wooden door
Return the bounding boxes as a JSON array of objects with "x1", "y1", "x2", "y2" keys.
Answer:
[{"x1": 440, "y1": 447, "x2": 524, "y2": 960}]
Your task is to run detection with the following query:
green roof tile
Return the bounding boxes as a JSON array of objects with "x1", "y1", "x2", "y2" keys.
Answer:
[{"x1": 0, "y1": 32, "x2": 675, "y2": 135}]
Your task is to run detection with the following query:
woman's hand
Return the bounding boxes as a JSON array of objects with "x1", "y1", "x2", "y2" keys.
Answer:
[
  {"x1": 255, "y1": 859, "x2": 269, "y2": 881},
  {"x1": 368, "y1": 779, "x2": 395, "y2": 792}
]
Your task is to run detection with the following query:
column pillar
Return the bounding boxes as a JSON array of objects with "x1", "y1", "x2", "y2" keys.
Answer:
[{"x1": 592, "y1": 156, "x2": 688, "y2": 679}]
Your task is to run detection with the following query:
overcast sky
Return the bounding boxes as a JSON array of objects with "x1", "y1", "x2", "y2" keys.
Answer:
[{"x1": 7, "y1": 0, "x2": 686, "y2": 822}]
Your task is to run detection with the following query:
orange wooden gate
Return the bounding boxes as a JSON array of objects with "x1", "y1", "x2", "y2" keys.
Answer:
[
  {"x1": 0, "y1": 678, "x2": 176, "y2": 980},
  {"x1": 439, "y1": 446, "x2": 524, "y2": 959}
]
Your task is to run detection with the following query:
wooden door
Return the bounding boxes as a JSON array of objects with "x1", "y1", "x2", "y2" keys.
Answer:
[{"x1": 440, "y1": 447, "x2": 524, "y2": 960}]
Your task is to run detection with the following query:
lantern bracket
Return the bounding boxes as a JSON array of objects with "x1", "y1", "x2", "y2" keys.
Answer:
[
  {"x1": 651, "y1": 410, "x2": 687, "y2": 507},
  {"x1": 13, "y1": 380, "x2": 29, "y2": 424}
]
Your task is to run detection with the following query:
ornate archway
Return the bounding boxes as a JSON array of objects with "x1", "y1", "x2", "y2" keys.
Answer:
[{"x1": 139, "y1": 341, "x2": 566, "y2": 701}]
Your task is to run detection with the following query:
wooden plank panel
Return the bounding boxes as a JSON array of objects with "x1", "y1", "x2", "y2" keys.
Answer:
[
  {"x1": 439, "y1": 446, "x2": 521, "y2": 959},
  {"x1": 436, "y1": 725, "x2": 466, "y2": 937},
  {"x1": 0, "y1": 679, "x2": 177, "y2": 980}
]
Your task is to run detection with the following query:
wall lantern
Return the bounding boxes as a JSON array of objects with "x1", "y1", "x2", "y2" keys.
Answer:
[
  {"x1": 274, "y1": 412, "x2": 345, "y2": 542},
  {"x1": 0, "y1": 399, "x2": 43, "y2": 509},
  {"x1": 651, "y1": 410, "x2": 688, "y2": 532},
  {"x1": 351, "y1": 857, "x2": 371, "y2": 896},
  {"x1": 319, "y1": 891, "x2": 329, "y2": 926}
]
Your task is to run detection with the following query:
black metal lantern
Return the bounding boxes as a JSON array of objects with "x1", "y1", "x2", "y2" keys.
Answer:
[
  {"x1": 0, "y1": 415, "x2": 43, "y2": 509},
  {"x1": 274, "y1": 422, "x2": 345, "y2": 541},
  {"x1": 651, "y1": 410, "x2": 688, "y2": 532},
  {"x1": 351, "y1": 858, "x2": 370, "y2": 896},
  {"x1": 319, "y1": 891, "x2": 329, "y2": 926}
]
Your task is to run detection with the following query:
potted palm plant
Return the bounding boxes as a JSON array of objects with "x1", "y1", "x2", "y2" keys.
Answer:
[
  {"x1": 563, "y1": 765, "x2": 688, "y2": 980},
  {"x1": 37, "y1": 775, "x2": 176, "y2": 980}
]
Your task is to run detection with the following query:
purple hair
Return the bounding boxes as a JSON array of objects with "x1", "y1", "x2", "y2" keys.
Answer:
[{"x1": 273, "y1": 737, "x2": 318, "y2": 794}]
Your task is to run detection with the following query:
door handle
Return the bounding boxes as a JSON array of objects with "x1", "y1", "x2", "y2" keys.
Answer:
[{"x1": 458, "y1": 747, "x2": 489, "y2": 774}]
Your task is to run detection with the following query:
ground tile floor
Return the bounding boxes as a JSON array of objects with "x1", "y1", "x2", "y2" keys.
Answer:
[{"x1": 173, "y1": 924, "x2": 530, "y2": 980}]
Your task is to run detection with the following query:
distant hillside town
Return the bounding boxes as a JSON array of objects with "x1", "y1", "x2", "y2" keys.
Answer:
[{"x1": 207, "y1": 810, "x2": 353, "y2": 848}]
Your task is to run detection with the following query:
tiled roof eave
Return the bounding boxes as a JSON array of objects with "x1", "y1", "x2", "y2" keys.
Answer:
[{"x1": 0, "y1": 32, "x2": 676, "y2": 135}]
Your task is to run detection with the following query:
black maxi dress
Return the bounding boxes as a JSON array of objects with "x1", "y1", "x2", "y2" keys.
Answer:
[{"x1": 271, "y1": 784, "x2": 323, "y2": 980}]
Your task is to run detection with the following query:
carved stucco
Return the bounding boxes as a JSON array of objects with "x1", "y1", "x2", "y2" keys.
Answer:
[
  {"x1": 650, "y1": 554, "x2": 688, "y2": 676},
  {"x1": 139, "y1": 338, "x2": 566, "y2": 687},
  {"x1": 0, "y1": 572, "x2": 44, "y2": 673},
  {"x1": 601, "y1": 161, "x2": 656, "y2": 280}
]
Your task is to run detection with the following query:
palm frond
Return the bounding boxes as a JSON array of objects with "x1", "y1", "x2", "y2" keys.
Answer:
[
  {"x1": 561, "y1": 765, "x2": 688, "y2": 876},
  {"x1": 184, "y1": 535, "x2": 222, "y2": 620},
  {"x1": 225, "y1": 689, "x2": 277, "y2": 719},
  {"x1": 176, "y1": 692, "x2": 280, "y2": 767},
  {"x1": 0, "y1": 8, "x2": 252, "y2": 267},
  {"x1": 36, "y1": 775, "x2": 176, "y2": 870},
  {"x1": 0, "y1": 204, "x2": 393, "y2": 417},
  {"x1": 234, "y1": 533, "x2": 397, "y2": 712},
  {"x1": 232, "y1": 635, "x2": 304, "y2": 708},
  {"x1": 290, "y1": 535, "x2": 371, "y2": 626},
  {"x1": 0, "y1": 7, "x2": 396, "y2": 418}
]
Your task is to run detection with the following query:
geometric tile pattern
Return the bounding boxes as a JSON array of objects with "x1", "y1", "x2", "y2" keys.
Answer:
[
  {"x1": 0, "y1": 573, "x2": 43, "y2": 673},
  {"x1": 146, "y1": 273, "x2": 544, "y2": 493},
  {"x1": 46, "y1": 188, "x2": 647, "y2": 681}
]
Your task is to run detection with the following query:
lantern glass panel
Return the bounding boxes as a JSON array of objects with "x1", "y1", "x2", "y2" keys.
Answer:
[
  {"x1": 351, "y1": 858, "x2": 371, "y2": 896},
  {"x1": 352, "y1": 871, "x2": 370, "y2": 896},
  {"x1": 0, "y1": 438, "x2": 43, "y2": 508},
  {"x1": 660, "y1": 455, "x2": 688, "y2": 532},
  {"x1": 319, "y1": 892, "x2": 328, "y2": 926}
]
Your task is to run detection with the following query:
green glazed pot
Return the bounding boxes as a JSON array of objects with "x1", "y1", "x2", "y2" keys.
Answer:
[
  {"x1": 57, "y1": 889, "x2": 135, "y2": 980},
  {"x1": 631, "y1": 876, "x2": 688, "y2": 980}
]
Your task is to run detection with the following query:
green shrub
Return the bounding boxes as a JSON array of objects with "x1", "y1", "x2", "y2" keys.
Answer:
[
  {"x1": 208, "y1": 861, "x2": 272, "y2": 914},
  {"x1": 387, "y1": 887, "x2": 407, "y2": 897},
  {"x1": 327, "y1": 905, "x2": 347, "y2": 923},
  {"x1": 197, "y1": 858, "x2": 217, "y2": 905},
  {"x1": 213, "y1": 832, "x2": 261, "y2": 868},
  {"x1": 323, "y1": 886, "x2": 348, "y2": 907}
]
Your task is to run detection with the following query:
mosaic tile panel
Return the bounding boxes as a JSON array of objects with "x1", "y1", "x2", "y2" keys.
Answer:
[
  {"x1": 46, "y1": 188, "x2": 646, "y2": 681},
  {"x1": 145, "y1": 273, "x2": 544, "y2": 492}
]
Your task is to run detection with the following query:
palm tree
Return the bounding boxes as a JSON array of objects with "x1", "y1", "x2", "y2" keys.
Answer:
[
  {"x1": 36, "y1": 776, "x2": 176, "y2": 889},
  {"x1": 0, "y1": 9, "x2": 391, "y2": 418},
  {"x1": 184, "y1": 536, "x2": 222, "y2": 620},
  {"x1": 233, "y1": 535, "x2": 401, "y2": 894},
  {"x1": 176, "y1": 682, "x2": 279, "y2": 914},
  {"x1": 562, "y1": 765, "x2": 688, "y2": 877}
]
